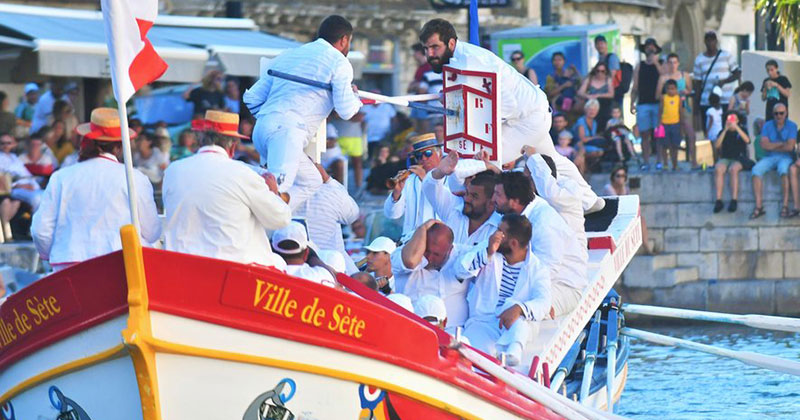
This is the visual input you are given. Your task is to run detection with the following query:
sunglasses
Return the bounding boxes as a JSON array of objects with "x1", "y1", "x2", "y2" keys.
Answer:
[
  {"x1": 414, "y1": 149, "x2": 435, "y2": 160},
  {"x1": 512, "y1": 56, "x2": 523, "y2": 61},
  {"x1": 614, "y1": 174, "x2": 627, "y2": 178},
  {"x1": 774, "y1": 111, "x2": 786, "y2": 116},
  {"x1": 0, "y1": 142, "x2": 12, "y2": 146}
]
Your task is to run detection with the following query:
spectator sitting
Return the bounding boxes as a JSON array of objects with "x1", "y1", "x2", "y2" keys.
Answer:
[
  {"x1": 272, "y1": 221, "x2": 337, "y2": 287},
  {"x1": 171, "y1": 129, "x2": 198, "y2": 161},
  {"x1": 320, "y1": 123, "x2": 346, "y2": 183},
  {"x1": 152, "y1": 127, "x2": 173, "y2": 168},
  {"x1": 549, "y1": 112, "x2": 570, "y2": 144},
  {"x1": 14, "y1": 83, "x2": 39, "y2": 132},
  {"x1": 0, "y1": 92, "x2": 16, "y2": 136},
  {"x1": 606, "y1": 105, "x2": 639, "y2": 164},
  {"x1": 30, "y1": 81, "x2": 66, "y2": 134},
  {"x1": 750, "y1": 103, "x2": 796, "y2": 219},
  {"x1": 555, "y1": 130, "x2": 577, "y2": 161},
  {"x1": 371, "y1": 143, "x2": 394, "y2": 168},
  {"x1": 573, "y1": 99, "x2": 606, "y2": 168},
  {"x1": 392, "y1": 220, "x2": 467, "y2": 332},
  {"x1": 414, "y1": 294, "x2": 447, "y2": 330},
  {"x1": 224, "y1": 79, "x2": 241, "y2": 114},
  {"x1": 509, "y1": 50, "x2": 538, "y2": 85},
  {"x1": 133, "y1": 132, "x2": 167, "y2": 185},
  {"x1": 0, "y1": 134, "x2": 42, "y2": 211},
  {"x1": 729, "y1": 81, "x2": 754, "y2": 124},
  {"x1": 0, "y1": 174, "x2": 19, "y2": 242},
  {"x1": 713, "y1": 113, "x2": 750, "y2": 213},
  {"x1": 364, "y1": 236, "x2": 397, "y2": 295},
  {"x1": 545, "y1": 52, "x2": 580, "y2": 113},
  {"x1": 20, "y1": 133, "x2": 56, "y2": 182},
  {"x1": 43, "y1": 120, "x2": 72, "y2": 165},
  {"x1": 185, "y1": 70, "x2": 226, "y2": 116},
  {"x1": 455, "y1": 214, "x2": 550, "y2": 365},
  {"x1": 603, "y1": 166, "x2": 652, "y2": 253}
]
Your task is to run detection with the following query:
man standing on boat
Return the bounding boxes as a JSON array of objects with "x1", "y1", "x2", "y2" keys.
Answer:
[
  {"x1": 243, "y1": 15, "x2": 362, "y2": 210},
  {"x1": 162, "y1": 110, "x2": 291, "y2": 269},
  {"x1": 31, "y1": 108, "x2": 161, "y2": 272},
  {"x1": 455, "y1": 214, "x2": 550, "y2": 366},
  {"x1": 418, "y1": 18, "x2": 604, "y2": 214}
]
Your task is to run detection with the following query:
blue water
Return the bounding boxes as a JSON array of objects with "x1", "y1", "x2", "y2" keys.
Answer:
[{"x1": 618, "y1": 324, "x2": 800, "y2": 419}]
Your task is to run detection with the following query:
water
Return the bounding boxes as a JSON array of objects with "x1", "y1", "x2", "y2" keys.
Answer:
[{"x1": 617, "y1": 324, "x2": 800, "y2": 419}]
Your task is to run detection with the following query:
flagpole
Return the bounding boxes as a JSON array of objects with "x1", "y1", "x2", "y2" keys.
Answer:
[{"x1": 116, "y1": 99, "x2": 141, "y2": 233}]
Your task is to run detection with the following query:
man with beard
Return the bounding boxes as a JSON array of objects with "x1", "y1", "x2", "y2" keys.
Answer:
[
  {"x1": 493, "y1": 171, "x2": 587, "y2": 318},
  {"x1": 244, "y1": 15, "x2": 361, "y2": 210},
  {"x1": 391, "y1": 220, "x2": 468, "y2": 332},
  {"x1": 424, "y1": 151, "x2": 501, "y2": 247},
  {"x1": 418, "y1": 18, "x2": 604, "y2": 214},
  {"x1": 455, "y1": 214, "x2": 550, "y2": 366},
  {"x1": 384, "y1": 133, "x2": 445, "y2": 242}
]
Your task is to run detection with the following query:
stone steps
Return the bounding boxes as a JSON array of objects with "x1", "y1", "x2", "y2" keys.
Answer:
[{"x1": 623, "y1": 253, "x2": 700, "y2": 288}]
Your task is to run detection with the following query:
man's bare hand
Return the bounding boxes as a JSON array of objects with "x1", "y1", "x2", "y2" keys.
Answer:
[
  {"x1": 423, "y1": 219, "x2": 441, "y2": 230},
  {"x1": 520, "y1": 145, "x2": 537, "y2": 158},
  {"x1": 408, "y1": 164, "x2": 427, "y2": 180},
  {"x1": 438, "y1": 151, "x2": 459, "y2": 176},
  {"x1": 262, "y1": 173, "x2": 279, "y2": 195},
  {"x1": 475, "y1": 150, "x2": 501, "y2": 174},
  {"x1": 487, "y1": 230, "x2": 504, "y2": 256},
  {"x1": 498, "y1": 304, "x2": 523, "y2": 330}
]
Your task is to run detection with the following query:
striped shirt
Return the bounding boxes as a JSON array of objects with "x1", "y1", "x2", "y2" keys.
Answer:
[
  {"x1": 295, "y1": 178, "x2": 360, "y2": 254},
  {"x1": 693, "y1": 50, "x2": 739, "y2": 106},
  {"x1": 497, "y1": 260, "x2": 523, "y2": 309}
]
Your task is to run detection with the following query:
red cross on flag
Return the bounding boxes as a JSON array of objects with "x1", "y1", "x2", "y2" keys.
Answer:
[{"x1": 100, "y1": 0, "x2": 168, "y2": 103}]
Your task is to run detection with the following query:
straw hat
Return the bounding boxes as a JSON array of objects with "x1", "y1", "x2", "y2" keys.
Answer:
[
  {"x1": 191, "y1": 110, "x2": 249, "y2": 139},
  {"x1": 75, "y1": 108, "x2": 136, "y2": 141},
  {"x1": 409, "y1": 133, "x2": 442, "y2": 153}
]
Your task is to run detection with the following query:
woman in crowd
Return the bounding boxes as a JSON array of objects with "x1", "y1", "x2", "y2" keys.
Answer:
[
  {"x1": 578, "y1": 62, "x2": 615, "y2": 129},
  {"x1": 656, "y1": 53, "x2": 698, "y2": 169},
  {"x1": 509, "y1": 50, "x2": 538, "y2": 85},
  {"x1": 171, "y1": 129, "x2": 198, "y2": 161},
  {"x1": 761, "y1": 60, "x2": 792, "y2": 121},
  {"x1": 573, "y1": 99, "x2": 606, "y2": 169},
  {"x1": 604, "y1": 166, "x2": 652, "y2": 253},
  {"x1": 729, "y1": 81, "x2": 754, "y2": 123}
]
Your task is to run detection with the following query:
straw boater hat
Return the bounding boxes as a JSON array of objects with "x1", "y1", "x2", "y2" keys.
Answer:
[
  {"x1": 75, "y1": 108, "x2": 137, "y2": 141},
  {"x1": 191, "y1": 110, "x2": 249, "y2": 139},
  {"x1": 409, "y1": 133, "x2": 442, "y2": 153}
]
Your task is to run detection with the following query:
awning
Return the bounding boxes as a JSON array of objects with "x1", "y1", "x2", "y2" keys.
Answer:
[{"x1": 568, "y1": 0, "x2": 663, "y2": 9}]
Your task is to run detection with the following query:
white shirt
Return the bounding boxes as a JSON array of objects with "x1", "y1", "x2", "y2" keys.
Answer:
[
  {"x1": 391, "y1": 245, "x2": 468, "y2": 328},
  {"x1": 163, "y1": 145, "x2": 291, "y2": 266},
  {"x1": 526, "y1": 154, "x2": 587, "y2": 249},
  {"x1": 706, "y1": 107, "x2": 723, "y2": 142},
  {"x1": 31, "y1": 153, "x2": 161, "y2": 264},
  {"x1": 449, "y1": 40, "x2": 549, "y2": 122},
  {"x1": 383, "y1": 174, "x2": 440, "y2": 243},
  {"x1": 455, "y1": 242, "x2": 551, "y2": 322},
  {"x1": 286, "y1": 263, "x2": 336, "y2": 287},
  {"x1": 0, "y1": 152, "x2": 38, "y2": 189},
  {"x1": 133, "y1": 148, "x2": 166, "y2": 184},
  {"x1": 363, "y1": 103, "x2": 397, "y2": 143},
  {"x1": 30, "y1": 91, "x2": 67, "y2": 134},
  {"x1": 295, "y1": 178, "x2": 359, "y2": 255},
  {"x1": 243, "y1": 39, "x2": 361, "y2": 138},
  {"x1": 693, "y1": 50, "x2": 739, "y2": 106},
  {"x1": 422, "y1": 174, "x2": 501, "y2": 247},
  {"x1": 522, "y1": 199, "x2": 588, "y2": 291}
]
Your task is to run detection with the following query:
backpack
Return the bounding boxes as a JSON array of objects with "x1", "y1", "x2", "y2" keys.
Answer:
[{"x1": 615, "y1": 61, "x2": 634, "y2": 94}]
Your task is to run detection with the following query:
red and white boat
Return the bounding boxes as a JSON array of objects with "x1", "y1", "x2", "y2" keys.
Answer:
[{"x1": 0, "y1": 195, "x2": 640, "y2": 420}]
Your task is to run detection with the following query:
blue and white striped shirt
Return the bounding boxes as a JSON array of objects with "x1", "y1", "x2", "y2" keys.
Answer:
[{"x1": 497, "y1": 260, "x2": 523, "y2": 309}]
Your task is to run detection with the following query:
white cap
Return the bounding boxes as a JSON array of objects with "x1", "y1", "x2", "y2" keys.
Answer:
[
  {"x1": 413, "y1": 294, "x2": 447, "y2": 323},
  {"x1": 326, "y1": 123, "x2": 338, "y2": 139},
  {"x1": 271, "y1": 221, "x2": 308, "y2": 253},
  {"x1": 386, "y1": 293, "x2": 414, "y2": 313},
  {"x1": 364, "y1": 237, "x2": 397, "y2": 254},
  {"x1": 24, "y1": 83, "x2": 38, "y2": 94},
  {"x1": 317, "y1": 249, "x2": 345, "y2": 273},
  {"x1": 711, "y1": 85, "x2": 723, "y2": 97}
]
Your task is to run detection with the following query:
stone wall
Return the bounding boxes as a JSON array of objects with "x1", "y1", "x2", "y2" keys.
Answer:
[{"x1": 590, "y1": 170, "x2": 800, "y2": 316}]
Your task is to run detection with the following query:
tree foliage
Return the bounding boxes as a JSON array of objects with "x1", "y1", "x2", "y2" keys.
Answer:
[{"x1": 756, "y1": 0, "x2": 800, "y2": 48}]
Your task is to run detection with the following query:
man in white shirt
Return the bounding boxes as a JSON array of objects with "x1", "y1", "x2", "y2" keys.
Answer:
[
  {"x1": 384, "y1": 133, "x2": 443, "y2": 242},
  {"x1": 493, "y1": 171, "x2": 587, "y2": 318},
  {"x1": 272, "y1": 221, "x2": 337, "y2": 287},
  {"x1": 418, "y1": 18, "x2": 603, "y2": 214},
  {"x1": 522, "y1": 146, "x2": 586, "y2": 249},
  {"x1": 163, "y1": 110, "x2": 291, "y2": 269},
  {"x1": 295, "y1": 163, "x2": 360, "y2": 273},
  {"x1": 244, "y1": 15, "x2": 362, "y2": 210},
  {"x1": 364, "y1": 236, "x2": 397, "y2": 294},
  {"x1": 391, "y1": 220, "x2": 467, "y2": 331},
  {"x1": 30, "y1": 81, "x2": 67, "y2": 134},
  {"x1": 0, "y1": 134, "x2": 43, "y2": 211},
  {"x1": 362, "y1": 101, "x2": 397, "y2": 150},
  {"x1": 31, "y1": 108, "x2": 161, "y2": 272},
  {"x1": 424, "y1": 151, "x2": 501, "y2": 247},
  {"x1": 455, "y1": 214, "x2": 550, "y2": 366}
]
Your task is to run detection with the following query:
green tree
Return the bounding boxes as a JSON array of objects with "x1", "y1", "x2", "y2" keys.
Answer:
[{"x1": 756, "y1": 0, "x2": 800, "y2": 48}]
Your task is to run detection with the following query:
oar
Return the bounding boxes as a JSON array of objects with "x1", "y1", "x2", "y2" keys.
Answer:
[
  {"x1": 622, "y1": 327, "x2": 800, "y2": 377},
  {"x1": 580, "y1": 311, "x2": 602, "y2": 403},
  {"x1": 267, "y1": 69, "x2": 456, "y2": 116},
  {"x1": 622, "y1": 304, "x2": 800, "y2": 334},
  {"x1": 605, "y1": 304, "x2": 619, "y2": 412},
  {"x1": 550, "y1": 330, "x2": 588, "y2": 392}
]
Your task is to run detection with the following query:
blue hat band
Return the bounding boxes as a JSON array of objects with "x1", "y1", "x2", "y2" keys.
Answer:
[{"x1": 413, "y1": 138, "x2": 442, "y2": 151}]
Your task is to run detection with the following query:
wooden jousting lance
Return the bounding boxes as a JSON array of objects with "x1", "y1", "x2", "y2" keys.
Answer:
[{"x1": 622, "y1": 304, "x2": 800, "y2": 334}]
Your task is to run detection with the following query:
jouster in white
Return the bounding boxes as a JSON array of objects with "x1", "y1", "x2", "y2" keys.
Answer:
[
  {"x1": 419, "y1": 18, "x2": 603, "y2": 213},
  {"x1": 272, "y1": 221, "x2": 337, "y2": 287},
  {"x1": 163, "y1": 110, "x2": 291, "y2": 269},
  {"x1": 31, "y1": 108, "x2": 161, "y2": 269},
  {"x1": 244, "y1": 16, "x2": 361, "y2": 210}
]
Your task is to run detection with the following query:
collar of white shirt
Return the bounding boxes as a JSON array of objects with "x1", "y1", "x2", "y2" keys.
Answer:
[
  {"x1": 98, "y1": 152, "x2": 119, "y2": 163},
  {"x1": 197, "y1": 145, "x2": 229, "y2": 158}
]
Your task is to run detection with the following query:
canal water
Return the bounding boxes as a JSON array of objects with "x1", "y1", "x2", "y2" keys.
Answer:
[{"x1": 617, "y1": 323, "x2": 800, "y2": 419}]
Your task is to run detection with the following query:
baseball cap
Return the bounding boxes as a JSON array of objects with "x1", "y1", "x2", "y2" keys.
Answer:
[
  {"x1": 24, "y1": 83, "x2": 38, "y2": 94},
  {"x1": 364, "y1": 237, "x2": 397, "y2": 254},
  {"x1": 558, "y1": 130, "x2": 573, "y2": 140},
  {"x1": 414, "y1": 294, "x2": 447, "y2": 323},
  {"x1": 594, "y1": 35, "x2": 607, "y2": 44},
  {"x1": 386, "y1": 293, "x2": 414, "y2": 312},
  {"x1": 317, "y1": 249, "x2": 346, "y2": 273},
  {"x1": 271, "y1": 221, "x2": 308, "y2": 253}
]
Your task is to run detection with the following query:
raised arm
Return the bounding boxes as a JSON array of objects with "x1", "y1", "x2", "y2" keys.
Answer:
[
  {"x1": 425, "y1": 152, "x2": 460, "y2": 216},
  {"x1": 525, "y1": 153, "x2": 581, "y2": 212},
  {"x1": 401, "y1": 219, "x2": 438, "y2": 270}
]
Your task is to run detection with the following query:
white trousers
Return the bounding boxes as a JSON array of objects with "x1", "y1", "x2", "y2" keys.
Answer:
[
  {"x1": 551, "y1": 281, "x2": 583, "y2": 318},
  {"x1": 253, "y1": 119, "x2": 322, "y2": 211},
  {"x1": 463, "y1": 316, "x2": 539, "y2": 357},
  {"x1": 504, "y1": 110, "x2": 599, "y2": 212}
]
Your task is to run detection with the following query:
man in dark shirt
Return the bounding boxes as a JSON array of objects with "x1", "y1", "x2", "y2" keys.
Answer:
[
  {"x1": 713, "y1": 113, "x2": 750, "y2": 213},
  {"x1": 630, "y1": 38, "x2": 662, "y2": 171},
  {"x1": 187, "y1": 70, "x2": 226, "y2": 116},
  {"x1": 549, "y1": 112, "x2": 569, "y2": 144},
  {"x1": 761, "y1": 59, "x2": 792, "y2": 121}
]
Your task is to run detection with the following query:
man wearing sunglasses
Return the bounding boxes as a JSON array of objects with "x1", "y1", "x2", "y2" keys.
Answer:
[
  {"x1": 384, "y1": 133, "x2": 443, "y2": 242},
  {"x1": 750, "y1": 103, "x2": 797, "y2": 219}
]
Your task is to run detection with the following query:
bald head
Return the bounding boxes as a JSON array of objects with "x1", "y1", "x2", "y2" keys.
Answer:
[{"x1": 425, "y1": 223, "x2": 453, "y2": 270}]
